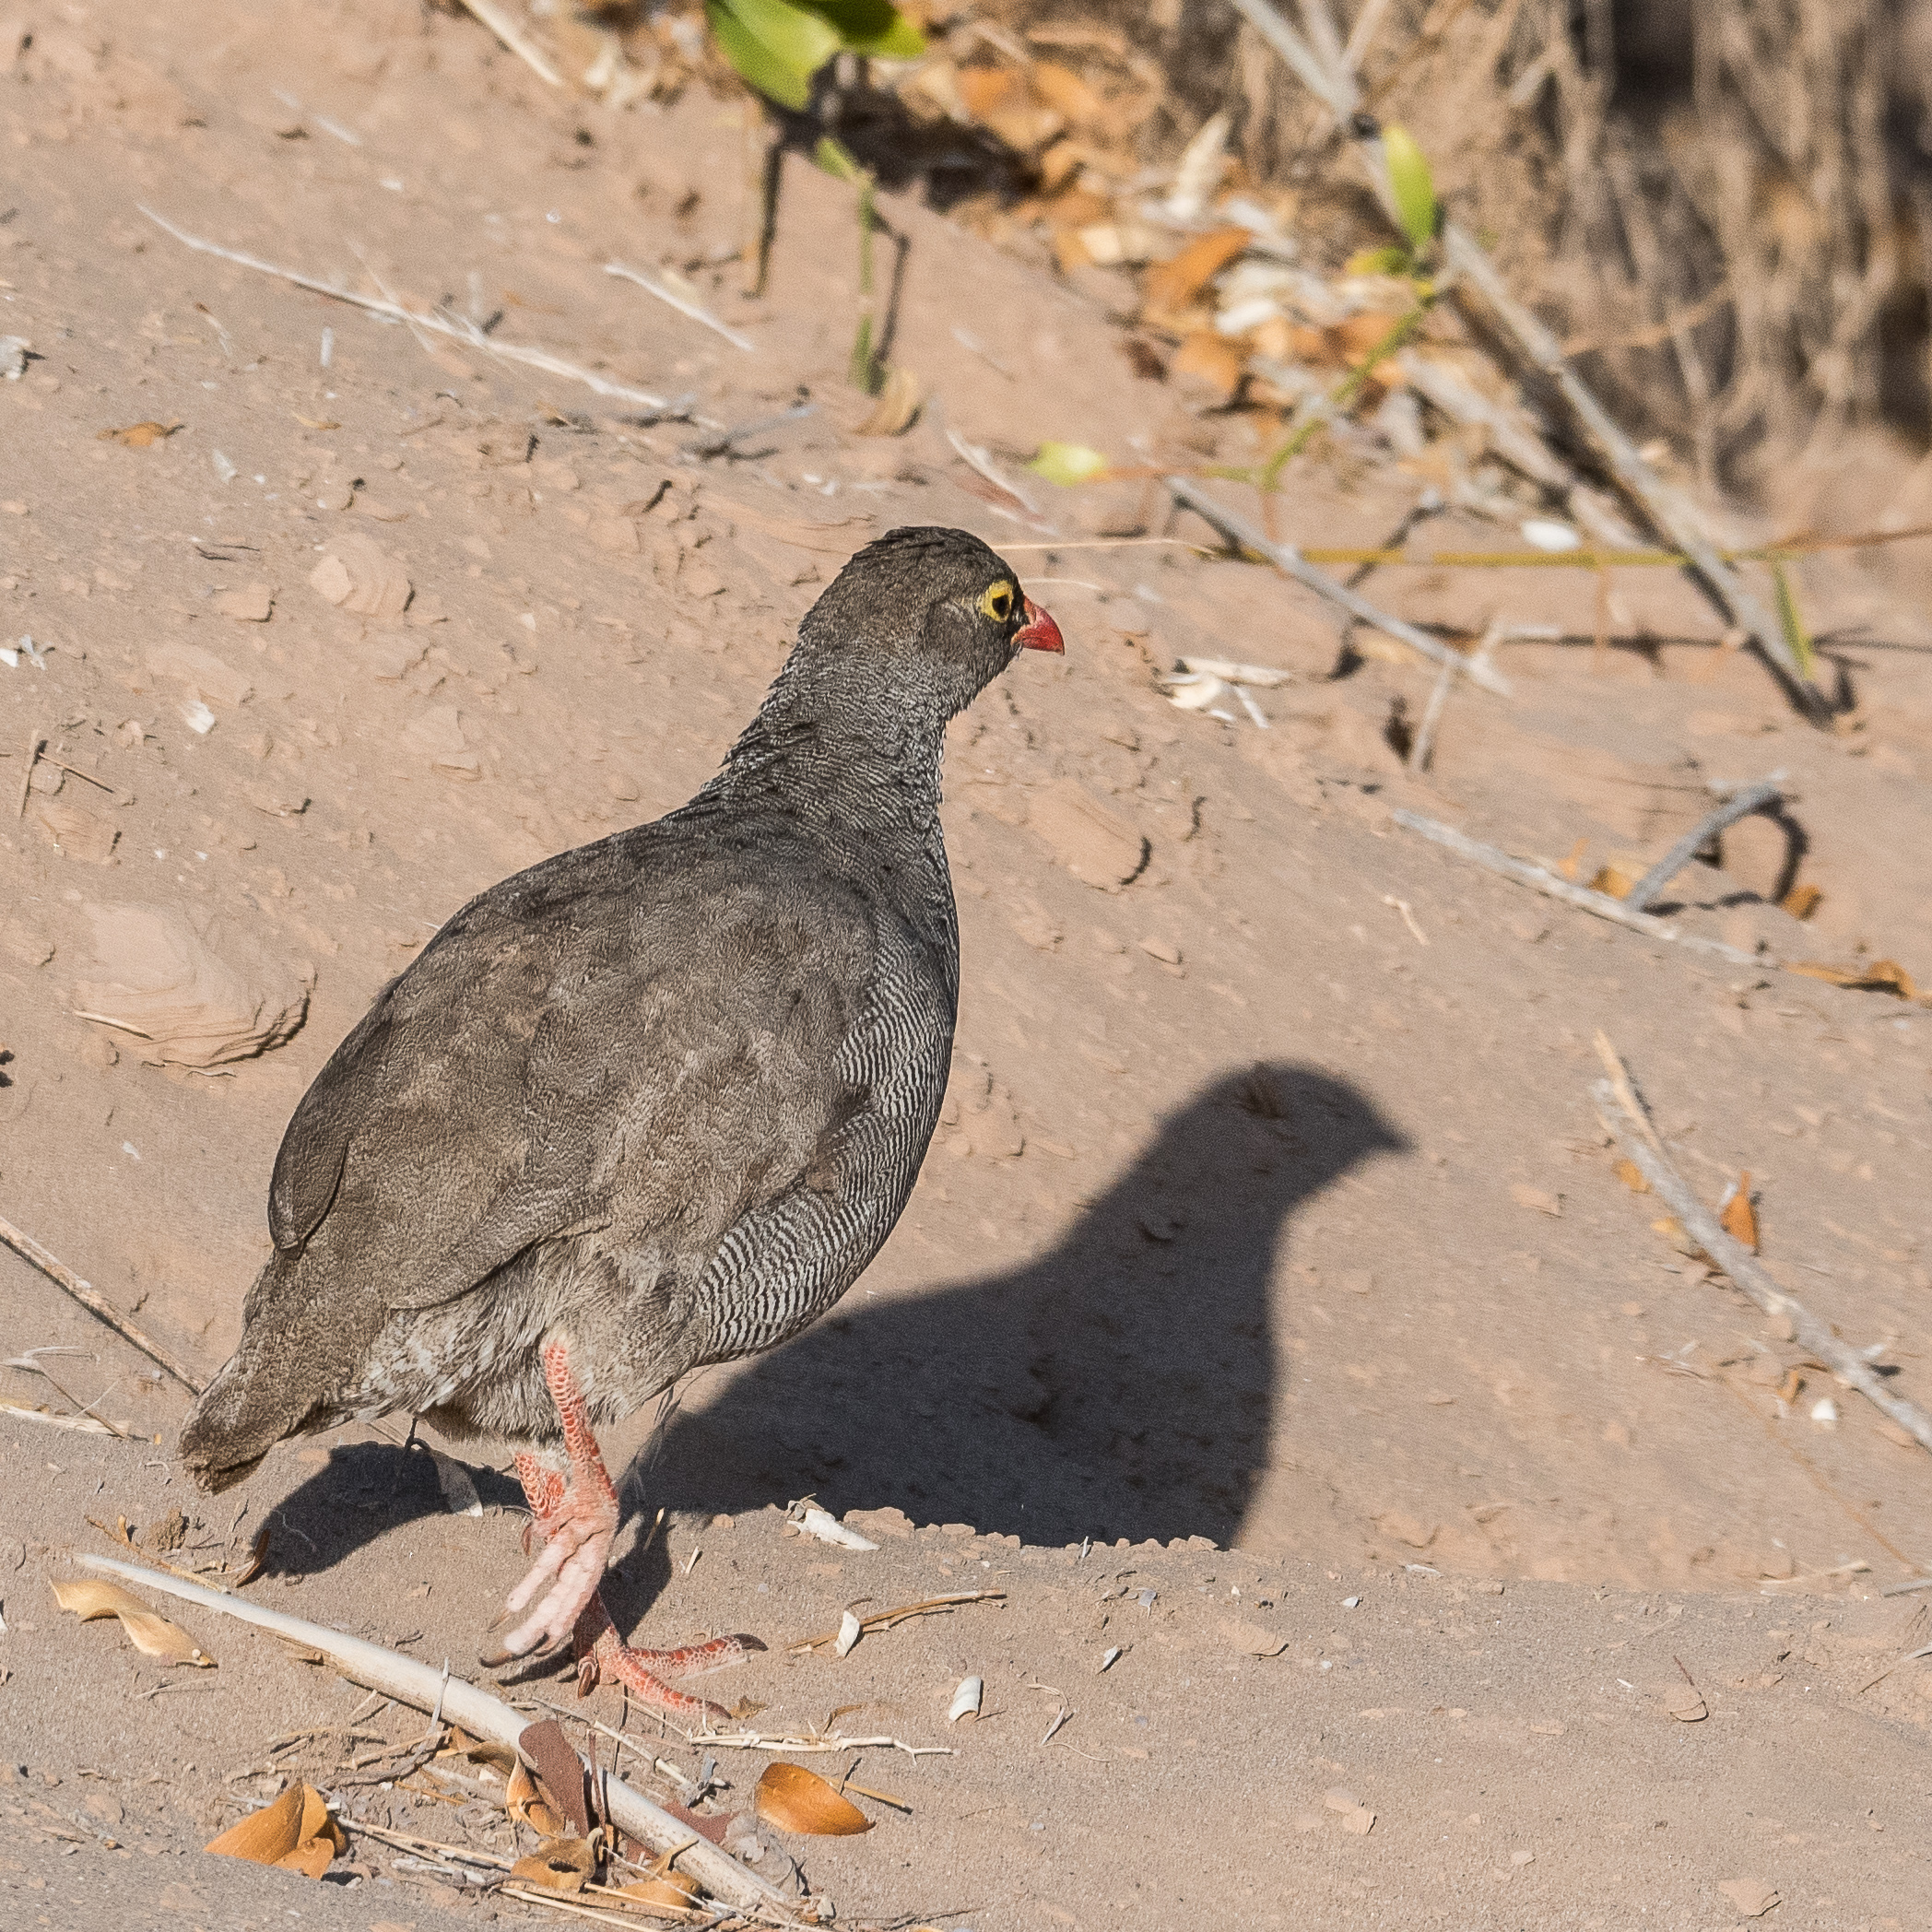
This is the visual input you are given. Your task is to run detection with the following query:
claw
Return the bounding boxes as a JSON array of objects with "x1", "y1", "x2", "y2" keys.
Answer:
[{"x1": 479, "y1": 1627, "x2": 573, "y2": 1672}]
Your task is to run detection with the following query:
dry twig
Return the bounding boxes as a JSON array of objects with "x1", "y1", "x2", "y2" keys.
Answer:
[
  {"x1": 453, "y1": 0, "x2": 561, "y2": 87},
  {"x1": 1624, "y1": 778, "x2": 1784, "y2": 912},
  {"x1": 1589, "y1": 1066, "x2": 1932, "y2": 1453},
  {"x1": 1224, "y1": 0, "x2": 1828, "y2": 719},
  {"x1": 71, "y1": 1554, "x2": 805, "y2": 1922},
  {"x1": 0, "y1": 1211, "x2": 206, "y2": 1394},
  {"x1": 1392, "y1": 810, "x2": 1761, "y2": 965},
  {"x1": 789, "y1": 1589, "x2": 1005, "y2": 1654},
  {"x1": 1166, "y1": 480, "x2": 1510, "y2": 697},
  {"x1": 139, "y1": 209, "x2": 707, "y2": 423},
  {"x1": 606, "y1": 263, "x2": 754, "y2": 352}
]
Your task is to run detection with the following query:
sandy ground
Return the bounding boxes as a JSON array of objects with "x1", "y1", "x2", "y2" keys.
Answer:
[{"x1": 3, "y1": 4, "x2": 1932, "y2": 1927}]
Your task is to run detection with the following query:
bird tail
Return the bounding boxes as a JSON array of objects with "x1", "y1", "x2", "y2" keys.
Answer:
[{"x1": 176, "y1": 1252, "x2": 372, "y2": 1492}]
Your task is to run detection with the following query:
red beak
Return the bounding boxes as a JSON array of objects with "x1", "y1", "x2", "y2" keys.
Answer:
[{"x1": 1016, "y1": 595, "x2": 1065, "y2": 654}]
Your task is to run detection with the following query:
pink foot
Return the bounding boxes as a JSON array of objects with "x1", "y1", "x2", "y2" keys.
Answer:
[
  {"x1": 484, "y1": 1348, "x2": 619, "y2": 1659},
  {"x1": 480, "y1": 1342, "x2": 761, "y2": 1724},
  {"x1": 571, "y1": 1596, "x2": 763, "y2": 1724}
]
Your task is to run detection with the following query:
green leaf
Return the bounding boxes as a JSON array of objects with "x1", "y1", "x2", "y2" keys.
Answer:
[
  {"x1": 812, "y1": 133, "x2": 863, "y2": 182},
  {"x1": 799, "y1": 0, "x2": 926, "y2": 57},
  {"x1": 1771, "y1": 559, "x2": 1816, "y2": 681},
  {"x1": 1029, "y1": 442, "x2": 1111, "y2": 487},
  {"x1": 707, "y1": 0, "x2": 841, "y2": 110},
  {"x1": 1344, "y1": 244, "x2": 1413, "y2": 277},
  {"x1": 1381, "y1": 124, "x2": 1437, "y2": 253}
]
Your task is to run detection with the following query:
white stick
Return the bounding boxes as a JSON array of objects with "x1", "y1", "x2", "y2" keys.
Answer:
[
  {"x1": 1166, "y1": 480, "x2": 1513, "y2": 698},
  {"x1": 454, "y1": 0, "x2": 562, "y2": 87},
  {"x1": 1589, "y1": 1079, "x2": 1932, "y2": 1454},
  {"x1": 1393, "y1": 808, "x2": 1763, "y2": 966},
  {"x1": 606, "y1": 263, "x2": 754, "y2": 353},
  {"x1": 137, "y1": 208, "x2": 702, "y2": 421},
  {"x1": 71, "y1": 1554, "x2": 807, "y2": 1920},
  {"x1": 0, "y1": 1398, "x2": 124, "y2": 1435}
]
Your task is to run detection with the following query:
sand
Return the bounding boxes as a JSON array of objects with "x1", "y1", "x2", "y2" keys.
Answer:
[{"x1": 2, "y1": 4, "x2": 1930, "y2": 1926}]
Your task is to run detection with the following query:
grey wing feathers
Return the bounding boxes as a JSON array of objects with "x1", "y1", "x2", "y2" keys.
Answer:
[{"x1": 265, "y1": 833, "x2": 889, "y2": 1315}]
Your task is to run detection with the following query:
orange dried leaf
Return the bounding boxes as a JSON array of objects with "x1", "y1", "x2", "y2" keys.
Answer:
[
  {"x1": 511, "y1": 1835, "x2": 595, "y2": 1894},
  {"x1": 50, "y1": 1578, "x2": 215, "y2": 1667},
  {"x1": 1334, "y1": 312, "x2": 1408, "y2": 364},
  {"x1": 1789, "y1": 958, "x2": 1918, "y2": 997},
  {"x1": 1029, "y1": 61, "x2": 1105, "y2": 127},
  {"x1": 755, "y1": 1761, "x2": 874, "y2": 1836},
  {"x1": 1719, "y1": 1174, "x2": 1758, "y2": 1252},
  {"x1": 506, "y1": 1761, "x2": 563, "y2": 1837},
  {"x1": 955, "y1": 65, "x2": 1020, "y2": 123},
  {"x1": 206, "y1": 1782, "x2": 305, "y2": 1865},
  {"x1": 1555, "y1": 837, "x2": 1589, "y2": 882},
  {"x1": 1780, "y1": 882, "x2": 1822, "y2": 920},
  {"x1": 621, "y1": 1871, "x2": 702, "y2": 1907},
  {"x1": 1143, "y1": 228, "x2": 1252, "y2": 314},
  {"x1": 1612, "y1": 1158, "x2": 1650, "y2": 1195},
  {"x1": 1171, "y1": 331, "x2": 1247, "y2": 404},
  {"x1": 97, "y1": 419, "x2": 182, "y2": 447}
]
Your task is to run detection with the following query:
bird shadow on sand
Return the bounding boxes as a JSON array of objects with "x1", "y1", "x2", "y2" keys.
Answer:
[
  {"x1": 642, "y1": 1062, "x2": 1403, "y2": 1552},
  {"x1": 252, "y1": 1062, "x2": 1398, "y2": 1660}
]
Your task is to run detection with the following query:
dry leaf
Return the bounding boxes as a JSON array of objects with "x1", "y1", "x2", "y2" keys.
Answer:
[
  {"x1": 1717, "y1": 1878, "x2": 1780, "y2": 1917},
  {"x1": 1719, "y1": 1174, "x2": 1758, "y2": 1251},
  {"x1": 1613, "y1": 1158, "x2": 1650, "y2": 1195},
  {"x1": 511, "y1": 1835, "x2": 595, "y2": 1895},
  {"x1": 51, "y1": 1577, "x2": 214, "y2": 1667},
  {"x1": 1588, "y1": 858, "x2": 1643, "y2": 900},
  {"x1": 755, "y1": 1761, "x2": 873, "y2": 1836},
  {"x1": 206, "y1": 1781, "x2": 343, "y2": 1877},
  {"x1": 99, "y1": 419, "x2": 182, "y2": 447},
  {"x1": 505, "y1": 1761, "x2": 564, "y2": 1838},
  {"x1": 1788, "y1": 958, "x2": 1919, "y2": 998},
  {"x1": 620, "y1": 1870, "x2": 701, "y2": 1908},
  {"x1": 1143, "y1": 228, "x2": 1252, "y2": 314},
  {"x1": 1170, "y1": 331, "x2": 1247, "y2": 404},
  {"x1": 1780, "y1": 882, "x2": 1822, "y2": 920},
  {"x1": 206, "y1": 1782, "x2": 303, "y2": 1864}
]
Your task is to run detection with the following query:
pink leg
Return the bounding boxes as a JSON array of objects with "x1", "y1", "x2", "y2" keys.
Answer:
[{"x1": 482, "y1": 1342, "x2": 761, "y2": 1723}]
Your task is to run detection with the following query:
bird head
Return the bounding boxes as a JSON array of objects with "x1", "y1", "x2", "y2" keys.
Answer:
[{"x1": 795, "y1": 525, "x2": 1063, "y2": 719}]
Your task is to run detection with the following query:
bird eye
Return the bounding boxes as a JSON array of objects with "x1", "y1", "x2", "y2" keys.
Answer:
[{"x1": 979, "y1": 582, "x2": 1016, "y2": 622}]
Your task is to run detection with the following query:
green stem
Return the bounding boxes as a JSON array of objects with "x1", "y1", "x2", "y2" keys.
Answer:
[{"x1": 1256, "y1": 292, "x2": 1433, "y2": 494}]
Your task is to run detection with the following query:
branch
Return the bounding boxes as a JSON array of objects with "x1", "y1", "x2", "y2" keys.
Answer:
[
  {"x1": 1167, "y1": 480, "x2": 1511, "y2": 697},
  {"x1": 0, "y1": 1210, "x2": 206, "y2": 1395},
  {"x1": 71, "y1": 1555, "x2": 811, "y2": 1922},
  {"x1": 1392, "y1": 809, "x2": 1762, "y2": 965},
  {"x1": 1624, "y1": 778, "x2": 1784, "y2": 912},
  {"x1": 1589, "y1": 1078, "x2": 1932, "y2": 1454}
]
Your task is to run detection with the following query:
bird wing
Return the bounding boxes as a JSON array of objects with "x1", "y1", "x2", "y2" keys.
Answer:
[{"x1": 266, "y1": 831, "x2": 884, "y2": 1313}]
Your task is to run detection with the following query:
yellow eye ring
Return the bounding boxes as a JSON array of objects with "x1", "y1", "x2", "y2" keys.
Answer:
[{"x1": 979, "y1": 582, "x2": 1016, "y2": 623}]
